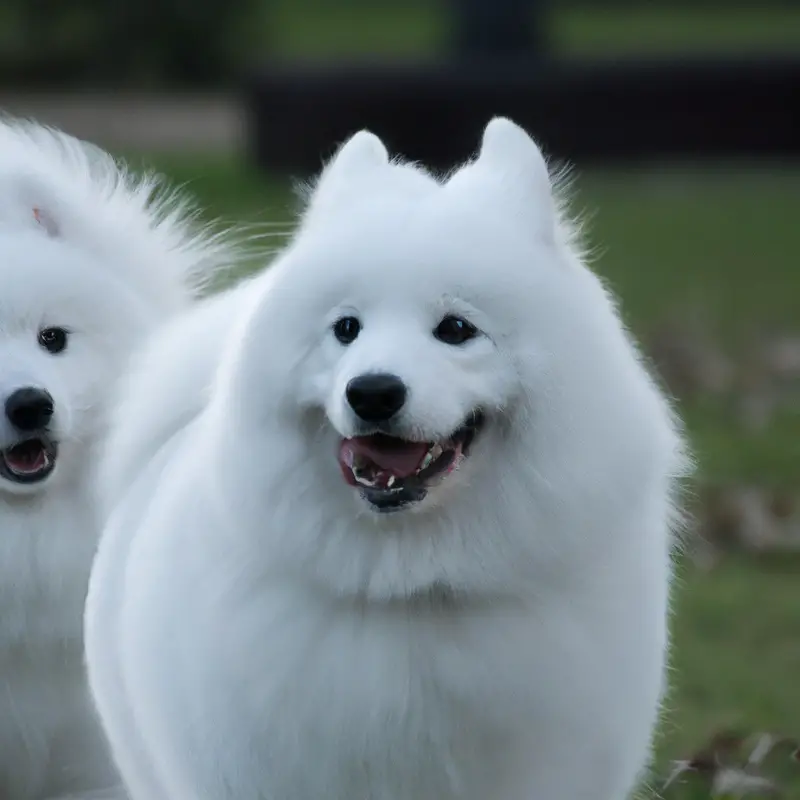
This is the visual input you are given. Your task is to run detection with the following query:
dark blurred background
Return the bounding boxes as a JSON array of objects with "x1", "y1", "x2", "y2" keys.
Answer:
[{"x1": 2, "y1": 2, "x2": 799, "y2": 796}]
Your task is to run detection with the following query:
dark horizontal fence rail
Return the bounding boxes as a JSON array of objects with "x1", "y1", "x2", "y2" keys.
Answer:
[
  {"x1": 256, "y1": 0, "x2": 798, "y2": 8},
  {"x1": 246, "y1": 54, "x2": 800, "y2": 175}
]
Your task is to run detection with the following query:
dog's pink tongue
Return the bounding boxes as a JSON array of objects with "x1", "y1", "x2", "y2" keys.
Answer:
[
  {"x1": 5, "y1": 443, "x2": 45, "y2": 472},
  {"x1": 342, "y1": 437, "x2": 429, "y2": 478}
]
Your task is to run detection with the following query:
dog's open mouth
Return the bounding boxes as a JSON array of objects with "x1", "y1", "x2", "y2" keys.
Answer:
[
  {"x1": 0, "y1": 437, "x2": 57, "y2": 484},
  {"x1": 337, "y1": 411, "x2": 484, "y2": 512}
]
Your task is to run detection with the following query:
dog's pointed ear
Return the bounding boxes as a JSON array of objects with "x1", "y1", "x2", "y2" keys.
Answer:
[
  {"x1": 301, "y1": 130, "x2": 389, "y2": 224},
  {"x1": 478, "y1": 117, "x2": 550, "y2": 181},
  {"x1": 32, "y1": 206, "x2": 60, "y2": 237},
  {"x1": 327, "y1": 130, "x2": 389, "y2": 177},
  {"x1": 474, "y1": 117, "x2": 557, "y2": 241}
]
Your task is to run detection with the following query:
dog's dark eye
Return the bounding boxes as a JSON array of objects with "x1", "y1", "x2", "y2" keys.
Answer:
[
  {"x1": 38, "y1": 327, "x2": 69, "y2": 355},
  {"x1": 434, "y1": 315, "x2": 478, "y2": 346},
  {"x1": 332, "y1": 316, "x2": 361, "y2": 345}
]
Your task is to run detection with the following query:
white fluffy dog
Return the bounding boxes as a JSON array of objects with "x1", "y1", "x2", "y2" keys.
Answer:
[
  {"x1": 86, "y1": 118, "x2": 689, "y2": 800},
  {"x1": 0, "y1": 119, "x2": 243, "y2": 799}
]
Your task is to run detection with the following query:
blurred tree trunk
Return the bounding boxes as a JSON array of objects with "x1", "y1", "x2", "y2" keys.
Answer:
[{"x1": 449, "y1": 0, "x2": 548, "y2": 59}]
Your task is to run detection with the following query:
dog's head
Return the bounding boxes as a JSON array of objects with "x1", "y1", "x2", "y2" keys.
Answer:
[
  {"x1": 217, "y1": 119, "x2": 687, "y2": 599},
  {"x1": 0, "y1": 119, "x2": 248, "y2": 497},
  {"x1": 0, "y1": 213, "x2": 155, "y2": 495}
]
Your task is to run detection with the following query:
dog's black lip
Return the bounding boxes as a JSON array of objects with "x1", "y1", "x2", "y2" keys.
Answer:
[
  {"x1": 460, "y1": 409, "x2": 485, "y2": 457},
  {"x1": 357, "y1": 409, "x2": 485, "y2": 511},
  {"x1": 0, "y1": 436, "x2": 58, "y2": 484},
  {"x1": 363, "y1": 483, "x2": 428, "y2": 513}
]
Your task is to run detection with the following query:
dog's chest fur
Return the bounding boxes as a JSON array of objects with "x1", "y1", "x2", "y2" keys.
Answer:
[
  {"x1": 0, "y1": 484, "x2": 106, "y2": 798},
  {"x1": 189, "y1": 583, "x2": 549, "y2": 800}
]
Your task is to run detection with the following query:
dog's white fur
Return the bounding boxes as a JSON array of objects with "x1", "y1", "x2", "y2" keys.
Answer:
[
  {"x1": 0, "y1": 118, "x2": 244, "y2": 800},
  {"x1": 86, "y1": 118, "x2": 689, "y2": 800}
]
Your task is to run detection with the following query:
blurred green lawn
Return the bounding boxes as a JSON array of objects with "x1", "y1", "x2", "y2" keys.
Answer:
[{"x1": 140, "y1": 152, "x2": 800, "y2": 791}]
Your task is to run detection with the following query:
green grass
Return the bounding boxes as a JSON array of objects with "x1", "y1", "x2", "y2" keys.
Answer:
[
  {"x1": 140, "y1": 153, "x2": 800, "y2": 795},
  {"x1": 556, "y1": 6, "x2": 800, "y2": 56},
  {"x1": 669, "y1": 555, "x2": 800, "y2": 738},
  {"x1": 663, "y1": 555, "x2": 800, "y2": 778}
]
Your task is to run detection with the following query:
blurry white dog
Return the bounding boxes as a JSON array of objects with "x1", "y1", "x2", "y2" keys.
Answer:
[
  {"x1": 0, "y1": 118, "x2": 245, "y2": 799},
  {"x1": 85, "y1": 117, "x2": 689, "y2": 800}
]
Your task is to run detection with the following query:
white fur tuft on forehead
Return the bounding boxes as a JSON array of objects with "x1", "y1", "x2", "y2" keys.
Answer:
[{"x1": 0, "y1": 117, "x2": 255, "y2": 313}]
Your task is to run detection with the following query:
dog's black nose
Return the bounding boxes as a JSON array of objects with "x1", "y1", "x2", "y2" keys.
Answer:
[
  {"x1": 346, "y1": 373, "x2": 407, "y2": 422},
  {"x1": 5, "y1": 388, "x2": 54, "y2": 431}
]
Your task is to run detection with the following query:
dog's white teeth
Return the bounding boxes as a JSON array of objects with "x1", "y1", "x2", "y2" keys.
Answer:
[
  {"x1": 354, "y1": 472, "x2": 403, "y2": 492},
  {"x1": 353, "y1": 466, "x2": 370, "y2": 482},
  {"x1": 420, "y1": 444, "x2": 443, "y2": 472}
]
